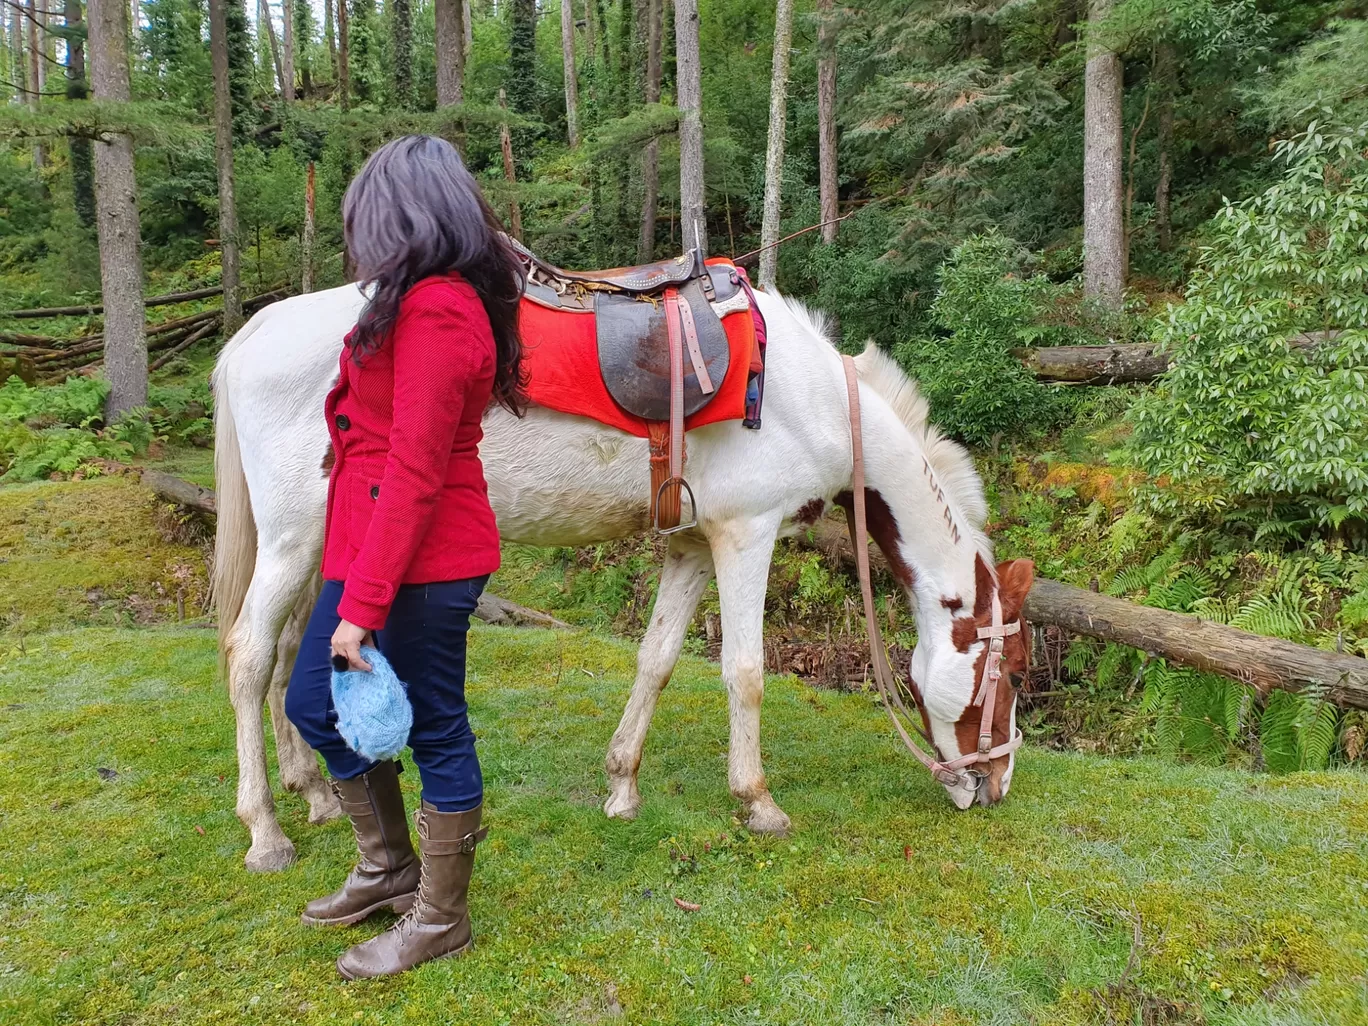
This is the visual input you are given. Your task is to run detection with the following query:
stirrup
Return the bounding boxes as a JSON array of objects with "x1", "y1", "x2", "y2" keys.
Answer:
[{"x1": 653, "y1": 478, "x2": 698, "y2": 535}]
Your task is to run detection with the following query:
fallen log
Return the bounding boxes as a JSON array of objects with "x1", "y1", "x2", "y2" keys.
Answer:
[
  {"x1": 1016, "y1": 331, "x2": 1334, "y2": 385},
  {"x1": 1015, "y1": 343, "x2": 1169, "y2": 384},
  {"x1": 3, "y1": 285, "x2": 225, "y2": 320},
  {"x1": 474, "y1": 592, "x2": 572, "y2": 629},
  {"x1": 149, "y1": 317, "x2": 222, "y2": 372},
  {"x1": 141, "y1": 469, "x2": 217, "y2": 514},
  {"x1": 1023, "y1": 578, "x2": 1368, "y2": 709},
  {"x1": 138, "y1": 472, "x2": 571, "y2": 630},
  {"x1": 795, "y1": 519, "x2": 1368, "y2": 709}
]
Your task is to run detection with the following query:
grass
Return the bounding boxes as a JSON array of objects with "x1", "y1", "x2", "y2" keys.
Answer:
[
  {"x1": 0, "y1": 478, "x2": 209, "y2": 638},
  {"x1": 2, "y1": 625, "x2": 1366, "y2": 1025}
]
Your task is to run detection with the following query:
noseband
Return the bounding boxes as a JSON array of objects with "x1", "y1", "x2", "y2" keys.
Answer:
[{"x1": 841, "y1": 356, "x2": 1024, "y2": 790}]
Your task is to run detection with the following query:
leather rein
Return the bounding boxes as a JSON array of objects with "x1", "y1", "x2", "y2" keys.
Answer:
[{"x1": 841, "y1": 355, "x2": 1023, "y2": 790}]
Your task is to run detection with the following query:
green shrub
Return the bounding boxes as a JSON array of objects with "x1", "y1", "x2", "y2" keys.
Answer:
[
  {"x1": 892, "y1": 232, "x2": 1089, "y2": 445},
  {"x1": 1130, "y1": 121, "x2": 1368, "y2": 522}
]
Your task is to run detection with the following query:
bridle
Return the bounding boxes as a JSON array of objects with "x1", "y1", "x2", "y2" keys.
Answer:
[{"x1": 841, "y1": 355, "x2": 1024, "y2": 791}]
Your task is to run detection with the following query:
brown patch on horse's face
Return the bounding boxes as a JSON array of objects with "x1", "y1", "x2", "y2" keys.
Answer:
[
  {"x1": 793, "y1": 498, "x2": 826, "y2": 525},
  {"x1": 949, "y1": 557, "x2": 1035, "y2": 806},
  {"x1": 321, "y1": 444, "x2": 336, "y2": 476},
  {"x1": 833, "y1": 489, "x2": 916, "y2": 589}
]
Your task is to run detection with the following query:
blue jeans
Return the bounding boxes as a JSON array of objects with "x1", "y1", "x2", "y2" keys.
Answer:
[{"x1": 285, "y1": 577, "x2": 488, "y2": 812}]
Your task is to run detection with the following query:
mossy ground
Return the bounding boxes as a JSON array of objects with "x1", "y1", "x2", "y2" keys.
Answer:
[
  {"x1": 0, "y1": 477, "x2": 209, "y2": 637},
  {"x1": 2, "y1": 624, "x2": 1366, "y2": 1026}
]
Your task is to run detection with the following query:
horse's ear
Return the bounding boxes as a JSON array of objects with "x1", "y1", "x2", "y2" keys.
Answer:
[
  {"x1": 973, "y1": 553, "x2": 996, "y2": 616},
  {"x1": 996, "y1": 559, "x2": 1035, "y2": 620}
]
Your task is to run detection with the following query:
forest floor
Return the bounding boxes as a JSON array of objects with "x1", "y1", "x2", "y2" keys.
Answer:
[{"x1": 2, "y1": 624, "x2": 1368, "y2": 1025}]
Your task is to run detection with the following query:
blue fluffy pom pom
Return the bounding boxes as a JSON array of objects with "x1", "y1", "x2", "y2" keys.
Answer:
[{"x1": 331, "y1": 646, "x2": 414, "y2": 762}]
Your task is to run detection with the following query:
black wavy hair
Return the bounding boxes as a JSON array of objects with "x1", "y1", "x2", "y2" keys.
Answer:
[{"x1": 342, "y1": 134, "x2": 527, "y2": 416}]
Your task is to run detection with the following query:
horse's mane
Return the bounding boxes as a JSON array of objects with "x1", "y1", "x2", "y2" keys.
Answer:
[{"x1": 777, "y1": 298, "x2": 994, "y2": 567}]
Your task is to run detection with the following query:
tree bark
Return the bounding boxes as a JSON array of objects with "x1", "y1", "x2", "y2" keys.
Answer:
[
  {"x1": 209, "y1": 0, "x2": 243, "y2": 335},
  {"x1": 301, "y1": 162, "x2": 316, "y2": 293},
  {"x1": 258, "y1": 0, "x2": 284, "y2": 96},
  {"x1": 560, "y1": 0, "x2": 579, "y2": 145},
  {"x1": 498, "y1": 87, "x2": 522, "y2": 240},
  {"x1": 89, "y1": 0, "x2": 147, "y2": 420},
  {"x1": 26, "y1": 0, "x2": 45, "y2": 169},
  {"x1": 66, "y1": 0, "x2": 96, "y2": 227},
  {"x1": 335, "y1": 0, "x2": 349, "y2": 109},
  {"x1": 1154, "y1": 41, "x2": 1175, "y2": 253},
  {"x1": 816, "y1": 0, "x2": 838, "y2": 245},
  {"x1": 1082, "y1": 0, "x2": 1124, "y2": 310},
  {"x1": 1022, "y1": 578, "x2": 1368, "y2": 710},
  {"x1": 673, "y1": 0, "x2": 704, "y2": 254},
  {"x1": 1017, "y1": 332, "x2": 1332, "y2": 384},
  {"x1": 391, "y1": 0, "x2": 412, "y2": 108},
  {"x1": 434, "y1": 0, "x2": 464, "y2": 106},
  {"x1": 462, "y1": 0, "x2": 471, "y2": 55},
  {"x1": 280, "y1": 0, "x2": 295, "y2": 100},
  {"x1": 636, "y1": 0, "x2": 661, "y2": 261},
  {"x1": 757, "y1": 0, "x2": 795, "y2": 291},
  {"x1": 323, "y1": 0, "x2": 335, "y2": 79}
]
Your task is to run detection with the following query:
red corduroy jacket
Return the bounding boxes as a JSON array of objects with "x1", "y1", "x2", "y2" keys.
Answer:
[{"x1": 321, "y1": 274, "x2": 501, "y2": 630}]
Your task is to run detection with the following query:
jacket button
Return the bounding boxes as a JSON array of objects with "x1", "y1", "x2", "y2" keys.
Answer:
[
  {"x1": 370, "y1": 485, "x2": 380, "y2": 500},
  {"x1": 335, "y1": 414, "x2": 351, "y2": 431}
]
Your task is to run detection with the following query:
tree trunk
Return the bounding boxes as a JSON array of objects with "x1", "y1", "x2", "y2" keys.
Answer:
[
  {"x1": 209, "y1": 0, "x2": 243, "y2": 335},
  {"x1": 498, "y1": 88, "x2": 522, "y2": 240},
  {"x1": 301, "y1": 162, "x2": 316, "y2": 293},
  {"x1": 673, "y1": 0, "x2": 704, "y2": 254},
  {"x1": 507, "y1": 0, "x2": 536, "y2": 171},
  {"x1": 391, "y1": 0, "x2": 412, "y2": 108},
  {"x1": 259, "y1": 0, "x2": 284, "y2": 96},
  {"x1": 1154, "y1": 41, "x2": 1175, "y2": 253},
  {"x1": 462, "y1": 0, "x2": 471, "y2": 55},
  {"x1": 89, "y1": 0, "x2": 148, "y2": 419},
  {"x1": 636, "y1": 0, "x2": 661, "y2": 261},
  {"x1": 757, "y1": 0, "x2": 794, "y2": 291},
  {"x1": 816, "y1": 0, "x2": 838, "y2": 244},
  {"x1": 26, "y1": 0, "x2": 45, "y2": 169},
  {"x1": 66, "y1": 0, "x2": 96, "y2": 228},
  {"x1": 281, "y1": 0, "x2": 295, "y2": 100},
  {"x1": 1082, "y1": 0, "x2": 1124, "y2": 310},
  {"x1": 561, "y1": 0, "x2": 579, "y2": 146},
  {"x1": 434, "y1": 0, "x2": 464, "y2": 106},
  {"x1": 323, "y1": 0, "x2": 336, "y2": 78},
  {"x1": 336, "y1": 0, "x2": 349, "y2": 109}
]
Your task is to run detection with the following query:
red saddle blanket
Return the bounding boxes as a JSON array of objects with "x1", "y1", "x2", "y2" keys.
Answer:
[{"x1": 520, "y1": 267, "x2": 760, "y2": 438}]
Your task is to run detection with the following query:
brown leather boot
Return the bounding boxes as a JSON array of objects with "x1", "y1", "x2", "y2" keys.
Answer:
[
  {"x1": 300, "y1": 761, "x2": 420, "y2": 927},
  {"x1": 335, "y1": 802, "x2": 486, "y2": 979}
]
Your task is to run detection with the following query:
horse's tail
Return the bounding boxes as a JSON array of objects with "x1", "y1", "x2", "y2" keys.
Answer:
[{"x1": 212, "y1": 320, "x2": 263, "y2": 676}]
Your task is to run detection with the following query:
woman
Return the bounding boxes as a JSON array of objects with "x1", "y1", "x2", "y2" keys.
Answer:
[{"x1": 284, "y1": 135, "x2": 525, "y2": 980}]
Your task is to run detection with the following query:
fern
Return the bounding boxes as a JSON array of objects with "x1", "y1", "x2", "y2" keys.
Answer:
[
  {"x1": 1260, "y1": 690, "x2": 1340, "y2": 772},
  {"x1": 1231, "y1": 592, "x2": 1312, "y2": 640}
]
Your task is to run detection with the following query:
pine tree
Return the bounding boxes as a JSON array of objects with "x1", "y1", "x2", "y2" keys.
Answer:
[
  {"x1": 674, "y1": 0, "x2": 704, "y2": 254},
  {"x1": 65, "y1": 0, "x2": 96, "y2": 228},
  {"x1": 1083, "y1": 0, "x2": 1124, "y2": 309},
  {"x1": 758, "y1": 0, "x2": 795, "y2": 291},
  {"x1": 210, "y1": 0, "x2": 243, "y2": 333}
]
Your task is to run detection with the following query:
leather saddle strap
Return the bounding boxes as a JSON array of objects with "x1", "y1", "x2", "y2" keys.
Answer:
[
  {"x1": 841, "y1": 356, "x2": 961, "y2": 787},
  {"x1": 676, "y1": 293, "x2": 715, "y2": 394},
  {"x1": 664, "y1": 290, "x2": 685, "y2": 485}
]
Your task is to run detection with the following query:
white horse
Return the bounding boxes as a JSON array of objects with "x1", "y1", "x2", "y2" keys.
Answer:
[{"x1": 212, "y1": 283, "x2": 1035, "y2": 871}]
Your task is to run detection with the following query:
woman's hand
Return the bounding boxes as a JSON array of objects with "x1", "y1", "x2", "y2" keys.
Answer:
[{"x1": 331, "y1": 619, "x2": 374, "y2": 672}]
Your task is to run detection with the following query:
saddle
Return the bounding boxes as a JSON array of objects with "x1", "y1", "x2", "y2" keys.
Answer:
[{"x1": 512, "y1": 240, "x2": 765, "y2": 532}]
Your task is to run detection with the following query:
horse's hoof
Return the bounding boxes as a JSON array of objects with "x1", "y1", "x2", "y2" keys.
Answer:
[
  {"x1": 603, "y1": 788, "x2": 641, "y2": 821},
  {"x1": 745, "y1": 801, "x2": 791, "y2": 837},
  {"x1": 307, "y1": 792, "x2": 343, "y2": 825},
  {"x1": 245, "y1": 842, "x2": 297, "y2": 873}
]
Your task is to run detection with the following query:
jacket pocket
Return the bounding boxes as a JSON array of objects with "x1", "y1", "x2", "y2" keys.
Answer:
[{"x1": 349, "y1": 475, "x2": 383, "y2": 541}]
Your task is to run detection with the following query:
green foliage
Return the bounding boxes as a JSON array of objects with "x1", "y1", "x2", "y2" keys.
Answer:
[
  {"x1": 1130, "y1": 121, "x2": 1368, "y2": 521},
  {"x1": 892, "y1": 233, "x2": 1084, "y2": 445},
  {"x1": 1253, "y1": 19, "x2": 1368, "y2": 131}
]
